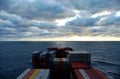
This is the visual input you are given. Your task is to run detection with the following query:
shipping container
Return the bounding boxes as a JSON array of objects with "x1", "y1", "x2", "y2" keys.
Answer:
[
  {"x1": 16, "y1": 69, "x2": 50, "y2": 79},
  {"x1": 16, "y1": 69, "x2": 31, "y2": 79},
  {"x1": 32, "y1": 51, "x2": 41, "y2": 68},
  {"x1": 50, "y1": 69, "x2": 70, "y2": 79},
  {"x1": 70, "y1": 62, "x2": 90, "y2": 69},
  {"x1": 68, "y1": 51, "x2": 91, "y2": 66},
  {"x1": 72, "y1": 68, "x2": 108, "y2": 79},
  {"x1": 52, "y1": 58, "x2": 69, "y2": 69}
]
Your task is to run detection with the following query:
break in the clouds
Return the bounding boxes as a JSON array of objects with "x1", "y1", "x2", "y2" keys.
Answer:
[{"x1": 0, "y1": 0, "x2": 120, "y2": 41}]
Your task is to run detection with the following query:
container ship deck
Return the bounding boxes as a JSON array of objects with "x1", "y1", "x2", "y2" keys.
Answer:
[{"x1": 17, "y1": 47, "x2": 109, "y2": 79}]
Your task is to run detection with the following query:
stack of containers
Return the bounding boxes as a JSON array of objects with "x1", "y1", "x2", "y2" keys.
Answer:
[
  {"x1": 48, "y1": 50, "x2": 56, "y2": 61},
  {"x1": 39, "y1": 51, "x2": 47, "y2": 68},
  {"x1": 45, "y1": 50, "x2": 56, "y2": 68},
  {"x1": 32, "y1": 51, "x2": 41, "y2": 68},
  {"x1": 32, "y1": 50, "x2": 56, "y2": 68},
  {"x1": 45, "y1": 51, "x2": 56, "y2": 68},
  {"x1": 50, "y1": 58, "x2": 70, "y2": 79},
  {"x1": 68, "y1": 51, "x2": 91, "y2": 66},
  {"x1": 70, "y1": 62, "x2": 90, "y2": 79},
  {"x1": 68, "y1": 51, "x2": 91, "y2": 79},
  {"x1": 69, "y1": 51, "x2": 108, "y2": 79},
  {"x1": 72, "y1": 68, "x2": 109, "y2": 79},
  {"x1": 70, "y1": 61, "x2": 90, "y2": 79},
  {"x1": 52, "y1": 58, "x2": 69, "y2": 69},
  {"x1": 16, "y1": 69, "x2": 50, "y2": 79}
]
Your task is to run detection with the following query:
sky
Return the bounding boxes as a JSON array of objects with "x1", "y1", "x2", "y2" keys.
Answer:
[{"x1": 0, "y1": 0, "x2": 120, "y2": 41}]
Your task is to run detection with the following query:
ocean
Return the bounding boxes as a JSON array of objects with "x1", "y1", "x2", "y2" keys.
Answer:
[{"x1": 0, "y1": 41, "x2": 120, "y2": 79}]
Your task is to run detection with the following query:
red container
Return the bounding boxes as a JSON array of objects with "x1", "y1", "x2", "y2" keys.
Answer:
[
  {"x1": 72, "y1": 68, "x2": 108, "y2": 79},
  {"x1": 70, "y1": 62, "x2": 90, "y2": 69}
]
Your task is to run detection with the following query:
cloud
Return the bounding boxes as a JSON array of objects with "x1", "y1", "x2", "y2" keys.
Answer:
[
  {"x1": 91, "y1": 11, "x2": 112, "y2": 18},
  {"x1": 0, "y1": 0, "x2": 120, "y2": 41},
  {"x1": 99, "y1": 15, "x2": 120, "y2": 26},
  {"x1": 66, "y1": 16, "x2": 100, "y2": 26},
  {"x1": 0, "y1": 0, "x2": 72, "y2": 20},
  {"x1": 0, "y1": 19, "x2": 14, "y2": 27},
  {"x1": 0, "y1": 10, "x2": 23, "y2": 27},
  {"x1": 0, "y1": 10, "x2": 60, "y2": 39},
  {"x1": 28, "y1": 20, "x2": 57, "y2": 29},
  {"x1": 0, "y1": 0, "x2": 11, "y2": 10},
  {"x1": 57, "y1": 0, "x2": 120, "y2": 13},
  {"x1": 66, "y1": 10, "x2": 120, "y2": 27}
]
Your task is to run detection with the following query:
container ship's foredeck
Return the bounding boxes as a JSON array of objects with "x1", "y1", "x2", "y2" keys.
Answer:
[{"x1": 17, "y1": 47, "x2": 109, "y2": 79}]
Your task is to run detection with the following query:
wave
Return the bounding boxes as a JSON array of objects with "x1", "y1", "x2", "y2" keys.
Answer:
[{"x1": 92, "y1": 60, "x2": 120, "y2": 67}]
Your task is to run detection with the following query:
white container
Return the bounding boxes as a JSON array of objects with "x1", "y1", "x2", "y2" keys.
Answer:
[
  {"x1": 16, "y1": 69, "x2": 31, "y2": 79},
  {"x1": 35, "y1": 69, "x2": 50, "y2": 79}
]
